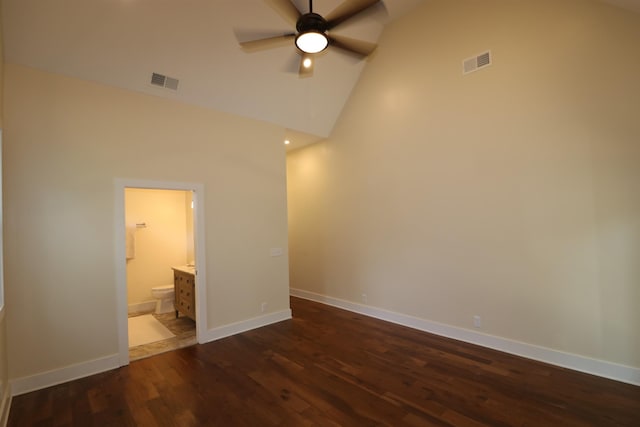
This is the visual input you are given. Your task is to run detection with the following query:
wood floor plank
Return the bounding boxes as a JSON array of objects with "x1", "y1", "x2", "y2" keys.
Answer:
[{"x1": 8, "y1": 297, "x2": 640, "y2": 426}]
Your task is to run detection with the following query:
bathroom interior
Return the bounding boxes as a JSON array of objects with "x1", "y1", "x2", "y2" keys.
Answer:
[{"x1": 125, "y1": 187, "x2": 197, "y2": 360}]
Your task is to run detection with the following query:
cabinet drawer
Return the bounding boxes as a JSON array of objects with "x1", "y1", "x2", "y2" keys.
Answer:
[
  {"x1": 178, "y1": 298, "x2": 195, "y2": 317},
  {"x1": 173, "y1": 268, "x2": 196, "y2": 320},
  {"x1": 178, "y1": 284, "x2": 193, "y2": 299}
]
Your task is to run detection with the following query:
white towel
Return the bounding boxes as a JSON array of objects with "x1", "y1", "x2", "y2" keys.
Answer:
[{"x1": 126, "y1": 225, "x2": 136, "y2": 260}]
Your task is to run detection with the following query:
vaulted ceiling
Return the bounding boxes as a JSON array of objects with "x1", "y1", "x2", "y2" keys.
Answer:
[
  {"x1": 3, "y1": 0, "x2": 639, "y2": 146},
  {"x1": 2, "y1": 0, "x2": 422, "y2": 141}
]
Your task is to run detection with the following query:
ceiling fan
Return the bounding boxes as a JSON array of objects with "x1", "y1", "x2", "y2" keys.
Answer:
[{"x1": 239, "y1": 0, "x2": 383, "y2": 77}]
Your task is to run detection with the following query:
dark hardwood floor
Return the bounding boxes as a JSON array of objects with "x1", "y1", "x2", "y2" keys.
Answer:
[{"x1": 8, "y1": 297, "x2": 640, "y2": 426}]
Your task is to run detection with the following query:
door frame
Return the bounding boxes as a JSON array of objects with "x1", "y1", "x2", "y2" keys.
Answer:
[{"x1": 114, "y1": 178, "x2": 207, "y2": 366}]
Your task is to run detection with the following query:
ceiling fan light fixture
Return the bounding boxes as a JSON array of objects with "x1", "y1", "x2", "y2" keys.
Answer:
[
  {"x1": 295, "y1": 31, "x2": 328, "y2": 54},
  {"x1": 239, "y1": 0, "x2": 381, "y2": 77}
]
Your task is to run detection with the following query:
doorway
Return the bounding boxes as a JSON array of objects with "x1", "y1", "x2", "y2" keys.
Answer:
[
  {"x1": 114, "y1": 179, "x2": 207, "y2": 366},
  {"x1": 125, "y1": 188, "x2": 195, "y2": 360}
]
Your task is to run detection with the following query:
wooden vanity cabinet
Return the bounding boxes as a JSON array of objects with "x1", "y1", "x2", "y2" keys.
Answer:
[{"x1": 173, "y1": 269, "x2": 196, "y2": 321}]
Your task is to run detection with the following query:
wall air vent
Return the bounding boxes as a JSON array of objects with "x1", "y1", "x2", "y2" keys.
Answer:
[
  {"x1": 150, "y1": 72, "x2": 179, "y2": 90},
  {"x1": 463, "y1": 51, "x2": 492, "y2": 75}
]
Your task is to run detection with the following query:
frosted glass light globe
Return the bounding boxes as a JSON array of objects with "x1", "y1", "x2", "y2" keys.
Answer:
[{"x1": 295, "y1": 31, "x2": 328, "y2": 54}]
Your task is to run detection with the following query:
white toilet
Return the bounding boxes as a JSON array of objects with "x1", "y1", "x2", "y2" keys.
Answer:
[{"x1": 151, "y1": 285, "x2": 175, "y2": 314}]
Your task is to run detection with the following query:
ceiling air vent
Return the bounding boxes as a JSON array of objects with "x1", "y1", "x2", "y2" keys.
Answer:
[
  {"x1": 164, "y1": 77, "x2": 179, "y2": 90},
  {"x1": 463, "y1": 51, "x2": 492, "y2": 75},
  {"x1": 150, "y1": 72, "x2": 179, "y2": 90}
]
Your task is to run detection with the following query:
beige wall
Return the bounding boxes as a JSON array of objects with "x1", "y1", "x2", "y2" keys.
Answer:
[
  {"x1": 288, "y1": 0, "x2": 640, "y2": 368},
  {"x1": 0, "y1": 1, "x2": 11, "y2": 414},
  {"x1": 185, "y1": 191, "x2": 195, "y2": 264},
  {"x1": 4, "y1": 64, "x2": 290, "y2": 380},
  {"x1": 125, "y1": 188, "x2": 191, "y2": 306},
  {"x1": 0, "y1": 2, "x2": 3, "y2": 129}
]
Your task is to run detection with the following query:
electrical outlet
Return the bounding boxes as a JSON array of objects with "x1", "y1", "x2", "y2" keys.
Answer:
[
  {"x1": 261, "y1": 302, "x2": 268, "y2": 313},
  {"x1": 473, "y1": 315, "x2": 482, "y2": 328},
  {"x1": 361, "y1": 294, "x2": 368, "y2": 304},
  {"x1": 270, "y1": 248, "x2": 283, "y2": 257}
]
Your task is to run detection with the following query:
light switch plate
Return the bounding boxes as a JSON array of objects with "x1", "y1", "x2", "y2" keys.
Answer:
[{"x1": 270, "y1": 247, "x2": 283, "y2": 257}]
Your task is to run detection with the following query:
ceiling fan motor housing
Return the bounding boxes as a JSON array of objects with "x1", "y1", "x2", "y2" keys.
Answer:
[{"x1": 296, "y1": 13, "x2": 328, "y2": 34}]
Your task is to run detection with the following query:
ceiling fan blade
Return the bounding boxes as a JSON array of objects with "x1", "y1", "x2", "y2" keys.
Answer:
[
  {"x1": 265, "y1": 0, "x2": 303, "y2": 26},
  {"x1": 240, "y1": 33, "x2": 296, "y2": 52},
  {"x1": 325, "y1": 0, "x2": 381, "y2": 30},
  {"x1": 298, "y1": 54, "x2": 314, "y2": 78},
  {"x1": 328, "y1": 34, "x2": 377, "y2": 57}
]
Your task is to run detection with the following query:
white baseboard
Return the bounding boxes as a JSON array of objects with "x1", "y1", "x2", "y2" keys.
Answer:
[
  {"x1": 0, "y1": 383, "x2": 11, "y2": 427},
  {"x1": 290, "y1": 288, "x2": 640, "y2": 386},
  {"x1": 200, "y1": 309, "x2": 292, "y2": 343},
  {"x1": 11, "y1": 354, "x2": 120, "y2": 396},
  {"x1": 9, "y1": 309, "x2": 292, "y2": 397},
  {"x1": 128, "y1": 301, "x2": 156, "y2": 314}
]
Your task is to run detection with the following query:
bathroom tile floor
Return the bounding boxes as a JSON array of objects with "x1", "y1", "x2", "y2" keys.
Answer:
[{"x1": 128, "y1": 311, "x2": 196, "y2": 361}]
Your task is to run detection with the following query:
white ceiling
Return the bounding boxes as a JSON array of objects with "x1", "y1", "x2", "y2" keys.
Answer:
[
  {"x1": 3, "y1": 0, "x2": 639, "y2": 145},
  {"x1": 2, "y1": 0, "x2": 422, "y2": 139}
]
